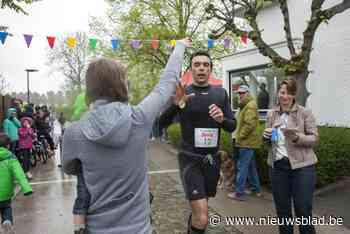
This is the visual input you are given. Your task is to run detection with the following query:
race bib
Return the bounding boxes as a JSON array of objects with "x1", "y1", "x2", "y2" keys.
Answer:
[{"x1": 194, "y1": 128, "x2": 219, "y2": 148}]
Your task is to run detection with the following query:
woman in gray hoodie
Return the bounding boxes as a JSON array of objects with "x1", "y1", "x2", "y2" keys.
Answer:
[{"x1": 62, "y1": 38, "x2": 191, "y2": 234}]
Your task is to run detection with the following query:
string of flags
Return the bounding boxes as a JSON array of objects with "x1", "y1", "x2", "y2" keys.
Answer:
[{"x1": 0, "y1": 31, "x2": 249, "y2": 50}]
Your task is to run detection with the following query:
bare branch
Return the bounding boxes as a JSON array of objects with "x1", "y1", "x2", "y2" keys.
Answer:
[
  {"x1": 278, "y1": 0, "x2": 296, "y2": 56},
  {"x1": 301, "y1": 0, "x2": 350, "y2": 70},
  {"x1": 189, "y1": 12, "x2": 208, "y2": 37},
  {"x1": 311, "y1": 0, "x2": 326, "y2": 11},
  {"x1": 323, "y1": 0, "x2": 350, "y2": 18}
]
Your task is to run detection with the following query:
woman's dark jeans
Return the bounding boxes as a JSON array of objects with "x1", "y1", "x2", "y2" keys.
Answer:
[{"x1": 269, "y1": 158, "x2": 316, "y2": 234}]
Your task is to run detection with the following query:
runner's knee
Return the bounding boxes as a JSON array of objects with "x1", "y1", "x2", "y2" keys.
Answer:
[{"x1": 192, "y1": 212, "x2": 208, "y2": 228}]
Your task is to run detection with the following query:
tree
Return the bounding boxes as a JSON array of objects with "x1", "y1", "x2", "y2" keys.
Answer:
[
  {"x1": 206, "y1": 0, "x2": 350, "y2": 105},
  {"x1": 0, "y1": 73, "x2": 10, "y2": 95},
  {"x1": 46, "y1": 32, "x2": 90, "y2": 92},
  {"x1": 91, "y1": 0, "x2": 233, "y2": 104},
  {"x1": 1, "y1": 0, "x2": 42, "y2": 14}
]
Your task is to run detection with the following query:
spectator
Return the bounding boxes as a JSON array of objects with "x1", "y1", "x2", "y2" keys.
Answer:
[
  {"x1": 228, "y1": 85, "x2": 262, "y2": 201},
  {"x1": 3, "y1": 108, "x2": 21, "y2": 154},
  {"x1": 18, "y1": 117, "x2": 35, "y2": 180},
  {"x1": 257, "y1": 83, "x2": 269, "y2": 109},
  {"x1": 263, "y1": 78, "x2": 318, "y2": 234},
  {"x1": 62, "y1": 38, "x2": 191, "y2": 233},
  {"x1": 0, "y1": 133, "x2": 33, "y2": 234}
]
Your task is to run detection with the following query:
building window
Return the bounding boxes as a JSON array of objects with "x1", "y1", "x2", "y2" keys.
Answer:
[{"x1": 229, "y1": 65, "x2": 286, "y2": 111}]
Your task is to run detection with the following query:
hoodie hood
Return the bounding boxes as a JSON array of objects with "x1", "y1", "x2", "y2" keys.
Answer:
[
  {"x1": 0, "y1": 147, "x2": 12, "y2": 160},
  {"x1": 79, "y1": 100, "x2": 132, "y2": 148},
  {"x1": 6, "y1": 108, "x2": 17, "y2": 118}
]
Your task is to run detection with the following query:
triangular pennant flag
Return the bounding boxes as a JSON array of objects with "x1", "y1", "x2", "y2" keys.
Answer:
[
  {"x1": 111, "y1": 39, "x2": 119, "y2": 50},
  {"x1": 223, "y1": 38, "x2": 231, "y2": 49},
  {"x1": 67, "y1": 37, "x2": 77, "y2": 48},
  {"x1": 207, "y1": 39, "x2": 214, "y2": 49},
  {"x1": 169, "y1": 39, "x2": 176, "y2": 47},
  {"x1": 47, "y1": 36, "x2": 56, "y2": 49},
  {"x1": 23, "y1": 34, "x2": 33, "y2": 48},
  {"x1": 241, "y1": 34, "x2": 248, "y2": 44},
  {"x1": 151, "y1": 39, "x2": 159, "y2": 50},
  {"x1": 131, "y1": 40, "x2": 141, "y2": 49},
  {"x1": 0, "y1": 32, "x2": 9, "y2": 45},
  {"x1": 89, "y1": 38, "x2": 97, "y2": 50}
]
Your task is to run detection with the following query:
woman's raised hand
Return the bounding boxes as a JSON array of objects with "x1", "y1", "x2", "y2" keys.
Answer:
[{"x1": 177, "y1": 37, "x2": 192, "y2": 48}]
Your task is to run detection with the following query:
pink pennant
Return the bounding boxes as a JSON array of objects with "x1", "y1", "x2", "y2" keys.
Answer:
[{"x1": 241, "y1": 34, "x2": 248, "y2": 44}]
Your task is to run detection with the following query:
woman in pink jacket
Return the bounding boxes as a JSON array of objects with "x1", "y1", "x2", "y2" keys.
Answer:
[{"x1": 18, "y1": 117, "x2": 34, "y2": 179}]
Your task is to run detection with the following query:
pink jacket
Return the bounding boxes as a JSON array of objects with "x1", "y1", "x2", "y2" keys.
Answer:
[{"x1": 18, "y1": 118, "x2": 34, "y2": 150}]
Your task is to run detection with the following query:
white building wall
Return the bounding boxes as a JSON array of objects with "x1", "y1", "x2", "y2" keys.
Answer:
[{"x1": 221, "y1": 0, "x2": 350, "y2": 127}]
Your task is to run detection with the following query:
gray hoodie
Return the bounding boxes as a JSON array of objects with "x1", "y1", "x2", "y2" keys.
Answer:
[{"x1": 62, "y1": 43, "x2": 186, "y2": 234}]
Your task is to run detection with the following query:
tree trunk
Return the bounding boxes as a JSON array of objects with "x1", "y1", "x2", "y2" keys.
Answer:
[{"x1": 290, "y1": 71, "x2": 310, "y2": 106}]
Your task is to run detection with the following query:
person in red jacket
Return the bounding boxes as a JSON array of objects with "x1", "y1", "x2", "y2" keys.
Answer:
[{"x1": 18, "y1": 117, "x2": 34, "y2": 180}]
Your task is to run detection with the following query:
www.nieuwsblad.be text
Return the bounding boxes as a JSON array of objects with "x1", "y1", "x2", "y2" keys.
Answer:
[{"x1": 209, "y1": 214, "x2": 344, "y2": 227}]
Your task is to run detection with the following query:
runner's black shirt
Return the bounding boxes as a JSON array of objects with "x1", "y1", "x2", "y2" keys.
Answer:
[{"x1": 159, "y1": 84, "x2": 236, "y2": 155}]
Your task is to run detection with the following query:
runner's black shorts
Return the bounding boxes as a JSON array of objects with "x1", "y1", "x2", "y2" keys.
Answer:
[{"x1": 178, "y1": 152, "x2": 221, "y2": 201}]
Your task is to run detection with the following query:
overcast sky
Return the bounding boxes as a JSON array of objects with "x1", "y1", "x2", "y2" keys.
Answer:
[{"x1": 0, "y1": 0, "x2": 107, "y2": 94}]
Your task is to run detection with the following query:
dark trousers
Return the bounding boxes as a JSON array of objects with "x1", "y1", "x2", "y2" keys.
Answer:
[
  {"x1": 0, "y1": 200, "x2": 13, "y2": 224},
  {"x1": 73, "y1": 170, "x2": 91, "y2": 215},
  {"x1": 18, "y1": 149, "x2": 31, "y2": 173},
  {"x1": 269, "y1": 158, "x2": 316, "y2": 234},
  {"x1": 9, "y1": 141, "x2": 17, "y2": 155}
]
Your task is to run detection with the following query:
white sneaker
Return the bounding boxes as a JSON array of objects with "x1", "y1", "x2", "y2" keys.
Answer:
[{"x1": 2, "y1": 220, "x2": 15, "y2": 234}]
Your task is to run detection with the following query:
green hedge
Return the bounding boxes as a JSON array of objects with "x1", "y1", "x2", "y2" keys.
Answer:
[{"x1": 167, "y1": 124, "x2": 350, "y2": 188}]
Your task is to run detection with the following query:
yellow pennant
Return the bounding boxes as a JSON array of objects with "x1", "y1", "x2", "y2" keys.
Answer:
[
  {"x1": 67, "y1": 37, "x2": 77, "y2": 48},
  {"x1": 170, "y1": 39, "x2": 176, "y2": 47}
]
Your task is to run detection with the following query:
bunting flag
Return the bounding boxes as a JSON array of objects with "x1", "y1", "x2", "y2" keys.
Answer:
[
  {"x1": 0, "y1": 31, "x2": 240, "y2": 53},
  {"x1": 169, "y1": 39, "x2": 176, "y2": 47},
  {"x1": 47, "y1": 36, "x2": 56, "y2": 49},
  {"x1": 89, "y1": 38, "x2": 97, "y2": 50},
  {"x1": 241, "y1": 34, "x2": 248, "y2": 44},
  {"x1": 131, "y1": 40, "x2": 141, "y2": 49},
  {"x1": 111, "y1": 39, "x2": 120, "y2": 50},
  {"x1": 223, "y1": 38, "x2": 231, "y2": 49},
  {"x1": 207, "y1": 39, "x2": 214, "y2": 49},
  {"x1": 67, "y1": 37, "x2": 77, "y2": 48},
  {"x1": 0, "y1": 32, "x2": 8, "y2": 45},
  {"x1": 151, "y1": 39, "x2": 159, "y2": 50},
  {"x1": 23, "y1": 34, "x2": 33, "y2": 48}
]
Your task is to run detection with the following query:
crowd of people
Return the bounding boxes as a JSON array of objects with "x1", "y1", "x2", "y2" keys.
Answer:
[
  {"x1": 1, "y1": 37, "x2": 319, "y2": 234},
  {"x1": 0, "y1": 99, "x2": 60, "y2": 234}
]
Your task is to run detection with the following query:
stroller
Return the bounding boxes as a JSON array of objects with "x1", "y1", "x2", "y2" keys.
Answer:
[{"x1": 32, "y1": 132, "x2": 49, "y2": 165}]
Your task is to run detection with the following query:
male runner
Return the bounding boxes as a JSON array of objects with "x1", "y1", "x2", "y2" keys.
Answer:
[{"x1": 159, "y1": 51, "x2": 236, "y2": 234}]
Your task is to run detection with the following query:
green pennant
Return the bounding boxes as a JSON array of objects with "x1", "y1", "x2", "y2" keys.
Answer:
[{"x1": 89, "y1": 38, "x2": 97, "y2": 50}]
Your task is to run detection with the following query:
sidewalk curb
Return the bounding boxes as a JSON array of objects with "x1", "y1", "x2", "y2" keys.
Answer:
[{"x1": 314, "y1": 177, "x2": 350, "y2": 197}]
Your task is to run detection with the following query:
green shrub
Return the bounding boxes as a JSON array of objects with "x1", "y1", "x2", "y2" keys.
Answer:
[
  {"x1": 167, "y1": 124, "x2": 182, "y2": 148},
  {"x1": 167, "y1": 124, "x2": 350, "y2": 188}
]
